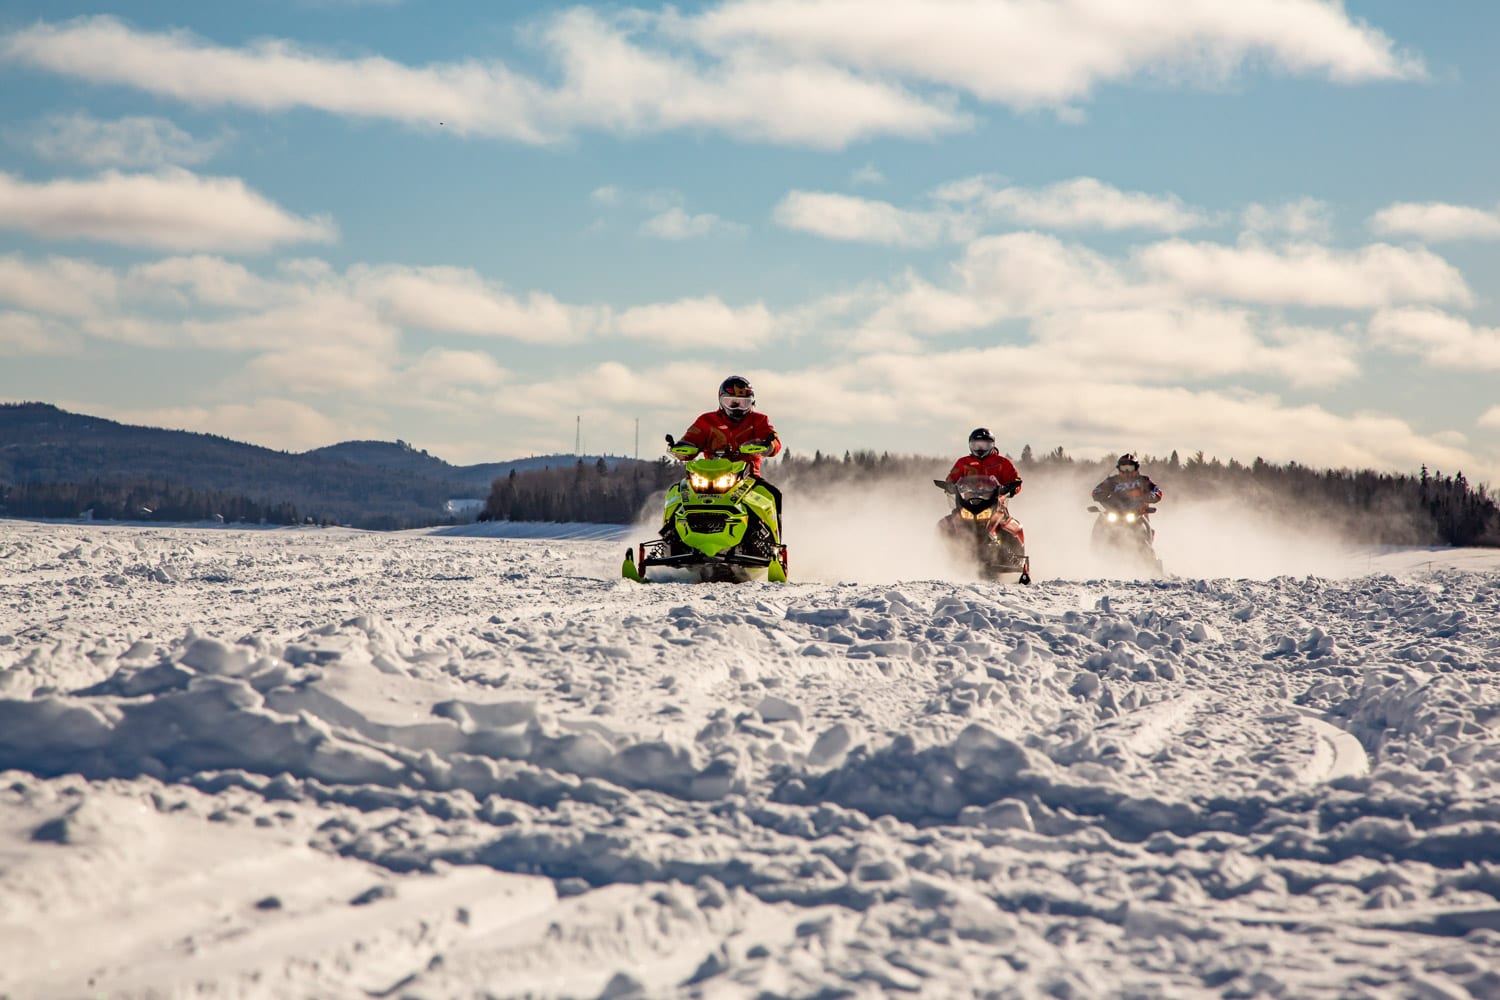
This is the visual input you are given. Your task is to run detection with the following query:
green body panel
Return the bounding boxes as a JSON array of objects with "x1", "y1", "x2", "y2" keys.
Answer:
[{"x1": 661, "y1": 458, "x2": 780, "y2": 558}]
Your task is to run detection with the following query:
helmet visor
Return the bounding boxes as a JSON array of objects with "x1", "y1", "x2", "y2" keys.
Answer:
[
  {"x1": 719, "y1": 393, "x2": 755, "y2": 414},
  {"x1": 969, "y1": 438, "x2": 994, "y2": 457},
  {"x1": 1119, "y1": 462, "x2": 1139, "y2": 474}
]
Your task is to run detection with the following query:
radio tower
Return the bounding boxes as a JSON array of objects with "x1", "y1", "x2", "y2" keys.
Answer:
[{"x1": 575, "y1": 415, "x2": 581, "y2": 456}]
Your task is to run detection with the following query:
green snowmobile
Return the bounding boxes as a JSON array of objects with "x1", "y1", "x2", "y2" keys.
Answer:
[{"x1": 622, "y1": 436, "x2": 788, "y2": 584}]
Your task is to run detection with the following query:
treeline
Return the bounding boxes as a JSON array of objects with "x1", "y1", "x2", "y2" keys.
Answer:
[
  {"x1": 479, "y1": 457, "x2": 680, "y2": 524},
  {"x1": 1, "y1": 481, "x2": 302, "y2": 525},
  {"x1": 768, "y1": 445, "x2": 1497, "y2": 547}
]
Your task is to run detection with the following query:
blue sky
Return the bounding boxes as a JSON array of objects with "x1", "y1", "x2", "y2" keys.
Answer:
[{"x1": 2, "y1": 1, "x2": 1498, "y2": 482}]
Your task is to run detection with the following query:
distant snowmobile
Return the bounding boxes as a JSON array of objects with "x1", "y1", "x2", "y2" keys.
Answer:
[
  {"x1": 1087, "y1": 496, "x2": 1163, "y2": 576},
  {"x1": 935, "y1": 474, "x2": 1031, "y2": 584},
  {"x1": 622, "y1": 436, "x2": 788, "y2": 584}
]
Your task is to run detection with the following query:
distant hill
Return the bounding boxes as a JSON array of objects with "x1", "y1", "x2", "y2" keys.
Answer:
[
  {"x1": 0, "y1": 402, "x2": 642, "y2": 528},
  {"x1": 307, "y1": 440, "x2": 635, "y2": 492}
]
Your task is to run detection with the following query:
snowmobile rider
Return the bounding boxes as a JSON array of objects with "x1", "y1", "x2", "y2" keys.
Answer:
[
  {"x1": 1092, "y1": 454, "x2": 1163, "y2": 511},
  {"x1": 946, "y1": 428, "x2": 1022, "y2": 494},
  {"x1": 677, "y1": 375, "x2": 783, "y2": 520}
]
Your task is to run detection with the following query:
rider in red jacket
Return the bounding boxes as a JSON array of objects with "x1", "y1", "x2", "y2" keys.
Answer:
[
  {"x1": 946, "y1": 428, "x2": 1022, "y2": 493},
  {"x1": 678, "y1": 375, "x2": 782, "y2": 476}
]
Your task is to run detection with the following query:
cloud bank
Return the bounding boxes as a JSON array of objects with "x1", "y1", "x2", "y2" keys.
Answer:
[
  {"x1": 0, "y1": 169, "x2": 335, "y2": 252},
  {"x1": 2, "y1": 3, "x2": 1422, "y2": 148}
]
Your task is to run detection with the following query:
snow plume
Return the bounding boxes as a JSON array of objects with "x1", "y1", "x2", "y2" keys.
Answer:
[
  {"x1": 1014, "y1": 465, "x2": 1357, "y2": 582},
  {"x1": 779, "y1": 460, "x2": 1424, "y2": 584},
  {"x1": 624, "y1": 457, "x2": 1421, "y2": 585},
  {"x1": 618, "y1": 452, "x2": 1468, "y2": 584},
  {"x1": 782, "y1": 470, "x2": 973, "y2": 583}
]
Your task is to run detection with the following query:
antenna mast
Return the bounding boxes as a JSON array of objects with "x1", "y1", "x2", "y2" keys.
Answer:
[{"x1": 575, "y1": 415, "x2": 581, "y2": 456}]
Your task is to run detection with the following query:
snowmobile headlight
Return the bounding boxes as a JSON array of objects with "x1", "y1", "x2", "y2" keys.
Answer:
[
  {"x1": 1124, "y1": 512, "x2": 1137, "y2": 523},
  {"x1": 689, "y1": 473, "x2": 712, "y2": 492},
  {"x1": 974, "y1": 508, "x2": 993, "y2": 520},
  {"x1": 712, "y1": 473, "x2": 739, "y2": 492},
  {"x1": 959, "y1": 508, "x2": 976, "y2": 520},
  {"x1": 1107, "y1": 511, "x2": 1120, "y2": 523}
]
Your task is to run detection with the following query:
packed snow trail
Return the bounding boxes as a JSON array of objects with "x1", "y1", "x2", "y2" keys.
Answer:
[{"x1": 2, "y1": 522, "x2": 1500, "y2": 997}]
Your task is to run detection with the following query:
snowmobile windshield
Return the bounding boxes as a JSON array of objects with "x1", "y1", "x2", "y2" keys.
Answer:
[{"x1": 953, "y1": 474, "x2": 1001, "y2": 503}]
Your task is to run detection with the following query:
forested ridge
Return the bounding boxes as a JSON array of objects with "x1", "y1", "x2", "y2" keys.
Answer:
[{"x1": 0, "y1": 402, "x2": 627, "y2": 529}]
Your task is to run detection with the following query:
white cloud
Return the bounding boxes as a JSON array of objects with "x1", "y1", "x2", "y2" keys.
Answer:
[
  {"x1": 0, "y1": 311, "x2": 76, "y2": 355},
  {"x1": 1134, "y1": 240, "x2": 1471, "y2": 309},
  {"x1": 1369, "y1": 201, "x2": 1500, "y2": 242},
  {"x1": 0, "y1": 169, "x2": 336, "y2": 252},
  {"x1": 875, "y1": 234, "x2": 1472, "y2": 353},
  {"x1": 182, "y1": 293, "x2": 396, "y2": 355},
  {"x1": 639, "y1": 206, "x2": 742, "y2": 240},
  {"x1": 405, "y1": 348, "x2": 508, "y2": 391},
  {"x1": 1029, "y1": 307, "x2": 1357, "y2": 387},
  {"x1": 245, "y1": 342, "x2": 396, "y2": 393},
  {"x1": 1480, "y1": 406, "x2": 1500, "y2": 430},
  {"x1": 689, "y1": 0, "x2": 1423, "y2": 107},
  {"x1": 7, "y1": 238, "x2": 1489, "y2": 479},
  {"x1": 777, "y1": 177, "x2": 1208, "y2": 247},
  {"x1": 939, "y1": 232, "x2": 1138, "y2": 319},
  {"x1": 850, "y1": 164, "x2": 885, "y2": 186},
  {"x1": 353, "y1": 265, "x2": 606, "y2": 343},
  {"x1": 615, "y1": 296, "x2": 774, "y2": 345},
  {"x1": 473, "y1": 347, "x2": 1475, "y2": 478},
  {"x1": 1370, "y1": 309, "x2": 1500, "y2": 369},
  {"x1": 0, "y1": 253, "x2": 118, "y2": 318},
  {"x1": 590, "y1": 185, "x2": 743, "y2": 240},
  {"x1": 129, "y1": 255, "x2": 284, "y2": 309},
  {"x1": 939, "y1": 176, "x2": 1209, "y2": 232},
  {"x1": 541, "y1": 9, "x2": 967, "y2": 148},
  {"x1": 2, "y1": 3, "x2": 1420, "y2": 150},
  {"x1": 774, "y1": 191, "x2": 959, "y2": 246},
  {"x1": 1, "y1": 17, "x2": 552, "y2": 144},
  {"x1": 27, "y1": 112, "x2": 226, "y2": 168},
  {"x1": 1242, "y1": 198, "x2": 1333, "y2": 239},
  {"x1": 1, "y1": 13, "x2": 963, "y2": 150}
]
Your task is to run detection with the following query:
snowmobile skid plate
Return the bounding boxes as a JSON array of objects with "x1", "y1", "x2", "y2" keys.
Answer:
[{"x1": 623, "y1": 539, "x2": 788, "y2": 584}]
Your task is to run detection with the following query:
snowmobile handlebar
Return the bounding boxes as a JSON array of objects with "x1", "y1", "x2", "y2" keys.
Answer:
[
  {"x1": 935, "y1": 478, "x2": 1020, "y2": 497},
  {"x1": 665, "y1": 433, "x2": 771, "y2": 460}
]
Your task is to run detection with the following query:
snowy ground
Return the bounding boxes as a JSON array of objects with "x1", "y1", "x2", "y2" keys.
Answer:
[{"x1": 3, "y1": 510, "x2": 1500, "y2": 998}]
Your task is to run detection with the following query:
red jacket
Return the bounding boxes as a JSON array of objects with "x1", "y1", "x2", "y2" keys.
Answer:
[
  {"x1": 946, "y1": 453, "x2": 1021, "y2": 494},
  {"x1": 679, "y1": 411, "x2": 782, "y2": 476}
]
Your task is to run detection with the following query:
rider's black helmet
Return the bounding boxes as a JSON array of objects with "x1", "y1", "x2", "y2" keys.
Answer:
[
  {"x1": 1117, "y1": 453, "x2": 1139, "y2": 473},
  {"x1": 968, "y1": 427, "x2": 995, "y2": 458},
  {"x1": 718, "y1": 375, "x2": 755, "y2": 422}
]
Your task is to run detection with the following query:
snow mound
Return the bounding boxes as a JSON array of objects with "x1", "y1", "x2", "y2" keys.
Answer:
[{"x1": 3, "y1": 522, "x2": 1500, "y2": 997}]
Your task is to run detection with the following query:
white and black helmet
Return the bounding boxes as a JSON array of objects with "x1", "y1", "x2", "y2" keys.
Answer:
[
  {"x1": 968, "y1": 427, "x2": 996, "y2": 458},
  {"x1": 718, "y1": 375, "x2": 755, "y2": 422}
]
